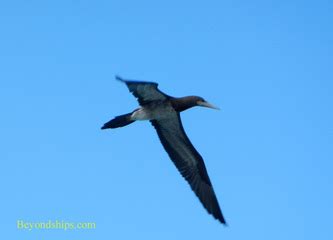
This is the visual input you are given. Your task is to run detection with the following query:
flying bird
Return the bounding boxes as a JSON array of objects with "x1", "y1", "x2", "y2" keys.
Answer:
[{"x1": 101, "y1": 76, "x2": 226, "y2": 224}]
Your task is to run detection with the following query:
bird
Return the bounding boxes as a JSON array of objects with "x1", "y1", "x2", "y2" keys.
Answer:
[{"x1": 101, "y1": 75, "x2": 226, "y2": 225}]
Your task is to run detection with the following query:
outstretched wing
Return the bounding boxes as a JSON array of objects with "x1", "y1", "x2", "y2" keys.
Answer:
[
  {"x1": 150, "y1": 113, "x2": 226, "y2": 224},
  {"x1": 116, "y1": 75, "x2": 170, "y2": 105}
]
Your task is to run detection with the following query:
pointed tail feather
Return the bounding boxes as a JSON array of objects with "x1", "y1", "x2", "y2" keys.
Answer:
[{"x1": 101, "y1": 113, "x2": 134, "y2": 129}]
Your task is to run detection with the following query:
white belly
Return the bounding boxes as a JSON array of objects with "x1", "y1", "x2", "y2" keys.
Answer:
[
  {"x1": 131, "y1": 108, "x2": 150, "y2": 120},
  {"x1": 130, "y1": 104, "x2": 175, "y2": 121}
]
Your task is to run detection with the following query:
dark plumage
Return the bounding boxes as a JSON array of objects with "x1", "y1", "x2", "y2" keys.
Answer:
[{"x1": 102, "y1": 76, "x2": 226, "y2": 224}]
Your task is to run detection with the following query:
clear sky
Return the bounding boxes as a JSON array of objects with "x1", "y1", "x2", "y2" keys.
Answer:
[{"x1": 1, "y1": 0, "x2": 332, "y2": 239}]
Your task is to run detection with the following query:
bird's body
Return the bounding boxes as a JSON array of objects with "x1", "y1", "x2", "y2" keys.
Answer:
[{"x1": 102, "y1": 76, "x2": 226, "y2": 225}]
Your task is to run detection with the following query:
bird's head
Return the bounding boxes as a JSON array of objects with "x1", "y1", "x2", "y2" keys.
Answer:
[
  {"x1": 172, "y1": 96, "x2": 220, "y2": 112},
  {"x1": 196, "y1": 97, "x2": 220, "y2": 110}
]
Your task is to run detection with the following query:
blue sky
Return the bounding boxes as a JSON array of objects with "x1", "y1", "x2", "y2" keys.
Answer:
[{"x1": 1, "y1": 0, "x2": 332, "y2": 239}]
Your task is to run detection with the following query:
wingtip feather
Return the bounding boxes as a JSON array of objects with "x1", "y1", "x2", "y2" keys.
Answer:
[
  {"x1": 218, "y1": 213, "x2": 227, "y2": 225},
  {"x1": 115, "y1": 75, "x2": 125, "y2": 82}
]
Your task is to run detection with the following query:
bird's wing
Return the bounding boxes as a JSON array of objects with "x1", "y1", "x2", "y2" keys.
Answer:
[
  {"x1": 116, "y1": 75, "x2": 169, "y2": 105},
  {"x1": 150, "y1": 113, "x2": 226, "y2": 224}
]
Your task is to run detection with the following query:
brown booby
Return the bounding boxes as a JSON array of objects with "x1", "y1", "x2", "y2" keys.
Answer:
[{"x1": 102, "y1": 76, "x2": 226, "y2": 224}]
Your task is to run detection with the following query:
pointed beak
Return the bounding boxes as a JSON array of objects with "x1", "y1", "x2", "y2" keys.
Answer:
[{"x1": 197, "y1": 101, "x2": 220, "y2": 110}]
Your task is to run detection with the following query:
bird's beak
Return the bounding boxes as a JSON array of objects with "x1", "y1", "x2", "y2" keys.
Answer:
[{"x1": 197, "y1": 101, "x2": 220, "y2": 110}]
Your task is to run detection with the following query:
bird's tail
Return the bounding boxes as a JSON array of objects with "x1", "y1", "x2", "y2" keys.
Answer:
[{"x1": 101, "y1": 113, "x2": 135, "y2": 129}]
